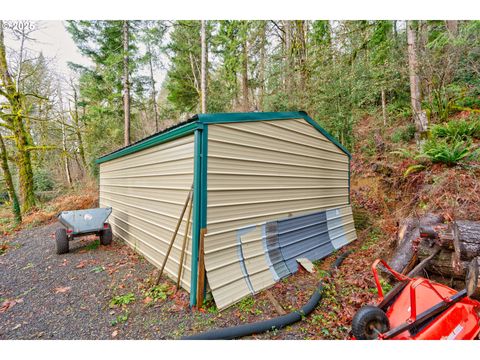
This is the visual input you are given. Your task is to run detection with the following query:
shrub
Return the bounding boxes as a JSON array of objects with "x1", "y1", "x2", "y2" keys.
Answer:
[
  {"x1": 391, "y1": 124, "x2": 416, "y2": 143},
  {"x1": 109, "y1": 293, "x2": 136, "y2": 307},
  {"x1": 430, "y1": 118, "x2": 480, "y2": 140},
  {"x1": 143, "y1": 284, "x2": 172, "y2": 302},
  {"x1": 419, "y1": 138, "x2": 474, "y2": 166},
  {"x1": 33, "y1": 168, "x2": 55, "y2": 192}
]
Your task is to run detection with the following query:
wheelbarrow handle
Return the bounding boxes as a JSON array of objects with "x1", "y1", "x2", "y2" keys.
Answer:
[{"x1": 371, "y1": 259, "x2": 410, "y2": 302}]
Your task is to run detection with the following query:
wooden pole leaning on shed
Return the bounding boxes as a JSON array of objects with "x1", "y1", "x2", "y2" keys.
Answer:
[
  {"x1": 176, "y1": 194, "x2": 193, "y2": 290},
  {"x1": 155, "y1": 185, "x2": 193, "y2": 286},
  {"x1": 196, "y1": 228, "x2": 207, "y2": 307}
]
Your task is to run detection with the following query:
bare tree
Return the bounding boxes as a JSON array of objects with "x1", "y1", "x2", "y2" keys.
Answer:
[
  {"x1": 147, "y1": 43, "x2": 159, "y2": 131},
  {"x1": 407, "y1": 20, "x2": 428, "y2": 142},
  {"x1": 123, "y1": 21, "x2": 131, "y2": 146},
  {"x1": 200, "y1": 20, "x2": 207, "y2": 113}
]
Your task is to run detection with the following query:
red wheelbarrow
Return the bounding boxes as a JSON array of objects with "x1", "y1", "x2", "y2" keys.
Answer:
[{"x1": 352, "y1": 258, "x2": 480, "y2": 340}]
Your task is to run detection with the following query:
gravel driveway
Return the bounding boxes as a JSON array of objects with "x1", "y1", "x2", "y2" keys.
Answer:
[
  {"x1": 0, "y1": 223, "x2": 212, "y2": 340},
  {"x1": 0, "y1": 222, "x2": 345, "y2": 340}
]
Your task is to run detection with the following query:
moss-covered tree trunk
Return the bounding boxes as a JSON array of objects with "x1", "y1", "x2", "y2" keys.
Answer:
[
  {"x1": 0, "y1": 133, "x2": 21, "y2": 224},
  {"x1": 0, "y1": 23, "x2": 36, "y2": 213},
  {"x1": 12, "y1": 105, "x2": 36, "y2": 212}
]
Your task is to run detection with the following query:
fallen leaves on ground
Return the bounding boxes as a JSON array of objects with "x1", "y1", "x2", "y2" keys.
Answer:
[
  {"x1": 0, "y1": 298, "x2": 23, "y2": 313},
  {"x1": 111, "y1": 330, "x2": 118, "y2": 338},
  {"x1": 59, "y1": 259, "x2": 68, "y2": 267},
  {"x1": 54, "y1": 286, "x2": 71, "y2": 294},
  {"x1": 75, "y1": 261, "x2": 86, "y2": 269}
]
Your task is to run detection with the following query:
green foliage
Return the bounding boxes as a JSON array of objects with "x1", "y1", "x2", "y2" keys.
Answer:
[
  {"x1": 90, "y1": 266, "x2": 105, "y2": 273},
  {"x1": 110, "y1": 311, "x2": 129, "y2": 326},
  {"x1": 164, "y1": 21, "x2": 202, "y2": 113},
  {"x1": 419, "y1": 138, "x2": 474, "y2": 166},
  {"x1": 370, "y1": 278, "x2": 393, "y2": 295},
  {"x1": 143, "y1": 284, "x2": 172, "y2": 302},
  {"x1": 109, "y1": 293, "x2": 136, "y2": 307},
  {"x1": 352, "y1": 207, "x2": 371, "y2": 231},
  {"x1": 431, "y1": 118, "x2": 480, "y2": 140},
  {"x1": 33, "y1": 167, "x2": 55, "y2": 192},
  {"x1": 360, "y1": 227, "x2": 381, "y2": 251},
  {"x1": 391, "y1": 124, "x2": 416, "y2": 143},
  {"x1": 84, "y1": 239, "x2": 100, "y2": 251},
  {"x1": 237, "y1": 295, "x2": 261, "y2": 315}
]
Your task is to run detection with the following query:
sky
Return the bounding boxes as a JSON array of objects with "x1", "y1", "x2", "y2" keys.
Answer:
[
  {"x1": 4, "y1": 21, "x2": 90, "y2": 78},
  {"x1": 3, "y1": 20, "x2": 166, "y2": 92}
]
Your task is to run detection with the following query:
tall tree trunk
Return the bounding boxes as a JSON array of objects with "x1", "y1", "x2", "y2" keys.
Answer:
[
  {"x1": 445, "y1": 20, "x2": 459, "y2": 36},
  {"x1": 296, "y1": 21, "x2": 307, "y2": 84},
  {"x1": 0, "y1": 133, "x2": 21, "y2": 224},
  {"x1": 406, "y1": 21, "x2": 428, "y2": 142},
  {"x1": 16, "y1": 28, "x2": 26, "y2": 91},
  {"x1": 123, "y1": 20, "x2": 131, "y2": 146},
  {"x1": 147, "y1": 44, "x2": 159, "y2": 132},
  {"x1": 200, "y1": 20, "x2": 208, "y2": 114},
  {"x1": 57, "y1": 85, "x2": 72, "y2": 186},
  {"x1": 241, "y1": 24, "x2": 249, "y2": 112},
  {"x1": 381, "y1": 88, "x2": 388, "y2": 126},
  {"x1": 284, "y1": 20, "x2": 292, "y2": 95},
  {"x1": 72, "y1": 86, "x2": 87, "y2": 173},
  {"x1": 13, "y1": 109, "x2": 35, "y2": 212},
  {"x1": 258, "y1": 21, "x2": 266, "y2": 111},
  {"x1": 61, "y1": 120, "x2": 72, "y2": 187},
  {"x1": 0, "y1": 23, "x2": 35, "y2": 213}
]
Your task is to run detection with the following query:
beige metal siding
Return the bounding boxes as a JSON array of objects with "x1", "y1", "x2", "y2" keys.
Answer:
[
  {"x1": 99, "y1": 135, "x2": 194, "y2": 291},
  {"x1": 205, "y1": 119, "x2": 354, "y2": 309}
]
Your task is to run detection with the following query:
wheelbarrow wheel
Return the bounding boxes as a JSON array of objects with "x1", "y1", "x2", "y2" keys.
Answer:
[
  {"x1": 352, "y1": 305, "x2": 389, "y2": 340},
  {"x1": 100, "y1": 224, "x2": 112, "y2": 246},
  {"x1": 55, "y1": 228, "x2": 69, "y2": 254}
]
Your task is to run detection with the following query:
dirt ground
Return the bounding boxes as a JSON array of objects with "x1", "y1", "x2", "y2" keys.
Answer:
[
  {"x1": 1, "y1": 222, "x2": 378, "y2": 340},
  {"x1": 0, "y1": 216, "x2": 387, "y2": 340}
]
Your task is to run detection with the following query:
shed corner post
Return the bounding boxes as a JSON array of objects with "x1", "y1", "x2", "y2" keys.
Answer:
[{"x1": 190, "y1": 126, "x2": 205, "y2": 307}]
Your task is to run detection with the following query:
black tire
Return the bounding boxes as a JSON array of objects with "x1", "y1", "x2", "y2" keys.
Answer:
[
  {"x1": 352, "y1": 305, "x2": 390, "y2": 340},
  {"x1": 100, "y1": 224, "x2": 112, "y2": 246},
  {"x1": 55, "y1": 228, "x2": 69, "y2": 254}
]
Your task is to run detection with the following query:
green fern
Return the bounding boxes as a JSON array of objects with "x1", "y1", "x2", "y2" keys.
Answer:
[
  {"x1": 421, "y1": 138, "x2": 472, "y2": 166},
  {"x1": 430, "y1": 119, "x2": 480, "y2": 140}
]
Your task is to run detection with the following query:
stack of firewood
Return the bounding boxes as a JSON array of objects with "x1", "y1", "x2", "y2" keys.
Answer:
[{"x1": 389, "y1": 213, "x2": 480, "y2": 279}]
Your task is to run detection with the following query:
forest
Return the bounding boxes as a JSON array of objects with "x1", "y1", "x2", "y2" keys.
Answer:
[
  {"x1": 1, "y1": 19, "x2": 480, "y2": 340},
  {"x1": 0, "y1": 20, "x2": 479, "y2": 225}
]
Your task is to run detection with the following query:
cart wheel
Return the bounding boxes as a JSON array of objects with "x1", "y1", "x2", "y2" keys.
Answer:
[
  {"x1": 100, "y1": 224, "x2": 112, "y2": 246},
  {"x1": 352, "y1": 305, "x2": 390, "y2": 340},
  {"x1": 55, "y1": 228, "x2": 69, "y2": 254}
]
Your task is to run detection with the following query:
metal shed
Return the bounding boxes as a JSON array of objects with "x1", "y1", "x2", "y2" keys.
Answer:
[{"x1": 96, "y1": 111, "x2": 357, "y2": 310}]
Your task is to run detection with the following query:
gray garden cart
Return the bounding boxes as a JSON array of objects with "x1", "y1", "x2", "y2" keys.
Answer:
[{"x1": 55, "y1": 207, "x2": 113, "y2": 254}]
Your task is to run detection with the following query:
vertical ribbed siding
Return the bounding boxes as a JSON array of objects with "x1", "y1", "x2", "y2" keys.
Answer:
[
  {"x1": 99, "y1": 135, "x2": 195, "y2": 291},
  {"x1": 204, "y1": 118, "x2": 354, "y2": 309}
]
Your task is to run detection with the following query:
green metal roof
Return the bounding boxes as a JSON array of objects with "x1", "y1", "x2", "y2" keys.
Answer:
[{"x1": 95, "y1": 111, "x2": 351, "y2": 164}]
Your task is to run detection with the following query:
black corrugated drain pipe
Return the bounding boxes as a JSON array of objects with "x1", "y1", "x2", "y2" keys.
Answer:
[{"x1": 182, "y1": 250, "x2": 352, "y2": 340}]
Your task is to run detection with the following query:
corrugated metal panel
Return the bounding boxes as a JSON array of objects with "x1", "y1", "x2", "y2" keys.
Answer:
[
  {"x1": 275, "y1": 211, "x2": 333, "y2": 273},
  {"x1": 204, "y1": 119, "x2": 355, "y2": 309},
  {"x1": 99, "y1": 135, "x2": 194, "y2": 291}
]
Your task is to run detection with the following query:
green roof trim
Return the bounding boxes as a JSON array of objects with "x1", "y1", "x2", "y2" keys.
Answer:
[
  {"x1": 95, "y1": 121, "x2": 199, "y2": 164},
  {"x1": 95, "y1": 111, "x2": 350, "y2": 164},
  {"x1": 196, "y1": 111, "x2": 351, "y2": 158}
]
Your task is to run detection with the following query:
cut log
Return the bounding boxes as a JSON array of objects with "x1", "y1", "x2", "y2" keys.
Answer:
[
  {"x1": 389, "y1": 213, "x2": 444, "y2": 274},
  {"x1": 407, "y1": 246, "x2": 440, "y2": 277},
  {"x1": 417, "y1": 242, "x2": 462, "y2": 279},
  {"x1": 453, "y1": 221, "x2": 480, "y2": 261},
  {"x1": 418, "y1": 220, "x2": 480, "y2": 277}
]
